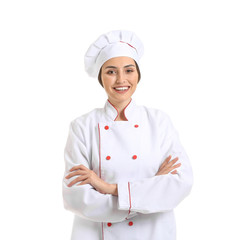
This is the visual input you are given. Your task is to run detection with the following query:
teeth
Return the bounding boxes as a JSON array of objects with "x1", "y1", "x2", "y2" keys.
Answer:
[{"x1": 115, "y1": 87, "x2": 129, "y2": 91}]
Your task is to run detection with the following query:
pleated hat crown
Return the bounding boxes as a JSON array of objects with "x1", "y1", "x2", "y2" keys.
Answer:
[{"x1": 84, "y1": 30, "x2": 144, "y2": 78}]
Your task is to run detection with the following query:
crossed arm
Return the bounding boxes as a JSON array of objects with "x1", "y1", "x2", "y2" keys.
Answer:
[{"x1": 65, "y1": 155, "x2": 181, "y2": 196}]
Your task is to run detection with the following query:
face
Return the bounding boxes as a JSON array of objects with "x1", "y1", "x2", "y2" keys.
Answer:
[{"x1": 101, "y1": 56, "x2": 139, "y2": 108}]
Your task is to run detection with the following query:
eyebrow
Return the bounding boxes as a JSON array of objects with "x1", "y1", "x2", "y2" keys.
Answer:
[{"x1": 104, "y1": 64, "x2": 136, "y2": 69}]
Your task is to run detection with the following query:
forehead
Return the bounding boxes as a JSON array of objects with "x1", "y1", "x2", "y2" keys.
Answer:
[{"x1": 102, "y1": 56, "x2": 135, "y2": 68}]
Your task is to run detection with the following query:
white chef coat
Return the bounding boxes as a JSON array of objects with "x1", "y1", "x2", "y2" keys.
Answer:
[{"x1": 63, "y1": 99, "x2": 193, "y2": 240}]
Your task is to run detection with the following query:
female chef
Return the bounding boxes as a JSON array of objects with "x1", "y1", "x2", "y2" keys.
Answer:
[{"x1": 63, "y1": 30, "x2": 193, "y2": 240}]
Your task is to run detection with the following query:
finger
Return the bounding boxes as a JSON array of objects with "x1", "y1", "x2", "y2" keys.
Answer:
[
  {"x1": 159, "y1": 155, "x2": 172, "y2": 170},
  {"x1": 160, "y1": 158, "x2": 178, "y2": 173},
  {"x1": 77, "y1": 179, "x2": 90, "y2": 186},
  {"x1": 70, "y1": 164, "x2": 89, "y2": 172},
  {"x1": 165, "y1": 157, "x2": 179, "y2": 168},
  {"x1": 67, "y1": 175, "x2": 88, "y2": 187},
  {"x1": 173, "y1": 162, "x2": 181, "y2": 169},
  {"x1": 65, "y1": 170, "x2": 86, "y2": 179},
  {"x1": 171, "y1": 157, "x2": 179, "y2": 162},
  {"x1": 171, "y1": 170, "x2": 178, "y2": 174},
  {"x1": 168, "y1": 163, "x2": 181, "y2": 173},
  {"x1": 161, "y1": 162, "x2": 181, "y2": 175},
  {"x1": 69, "y1": 165, "x2": 82, "y2": 172}
]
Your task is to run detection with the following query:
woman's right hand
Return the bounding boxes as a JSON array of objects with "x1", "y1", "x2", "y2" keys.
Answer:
[{"x1": 156, "y1": 155, "x2": 181, "y2": 175}]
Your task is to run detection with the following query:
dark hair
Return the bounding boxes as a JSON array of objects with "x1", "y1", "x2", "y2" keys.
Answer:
[{"x1": 98, "y1": 61, "x2": 141, "y2": 87}]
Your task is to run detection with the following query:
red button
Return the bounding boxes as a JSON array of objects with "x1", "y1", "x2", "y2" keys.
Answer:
[
  {"x1": 106, "y1": 156, "x2": 111, "y2": 160},
  {"x1": 132, "y1": 155, "x2": 137, "y2": 160},
  {"x1": 128, "y1": 221, "x2": 133, "y2": 226},
  {"x1": 134, "y1": 124, "x2": 139, "y2": 128},
  {"x1": 104, "y1": 126, "x2": 109, "y2": 130},
  {"x1": 107, "y1": 222, "x2": 112, "y2": 227}
]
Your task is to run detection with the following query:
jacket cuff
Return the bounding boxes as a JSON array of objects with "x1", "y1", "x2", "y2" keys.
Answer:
[{"x1": 117, "y1": 181, "x2": 131, "y2": 212}]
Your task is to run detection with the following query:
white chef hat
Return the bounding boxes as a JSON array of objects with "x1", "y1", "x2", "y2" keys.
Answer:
[{"x1": 84, "y1": 30, "x2": 144, "y2": 78}]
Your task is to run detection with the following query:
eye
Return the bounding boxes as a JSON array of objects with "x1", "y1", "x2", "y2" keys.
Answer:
[
  {"x1": 126, "y1": 68, "x2": 134, "y2": 73},
  {"x1": 107, "y1": 70, "x2": 116, "y2": 75}
]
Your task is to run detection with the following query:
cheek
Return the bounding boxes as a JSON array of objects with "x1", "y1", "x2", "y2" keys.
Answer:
[
  {"x1": 130, "y1": 75, "x2": 139, "y2": 86},
  {"x1": 102, "y1": 76, "x2": 113, "y2": 88}
]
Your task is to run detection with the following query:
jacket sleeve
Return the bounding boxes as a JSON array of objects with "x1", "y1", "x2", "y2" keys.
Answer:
[
  {"x1": 117, "y1": 116, "x2": 193, "y2": 214},
  {"x1": 62, "y1": 120, "x2": 137, "y2": 223}
]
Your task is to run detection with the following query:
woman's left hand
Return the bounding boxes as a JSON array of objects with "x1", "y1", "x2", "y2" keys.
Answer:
[{"x1": 65, "y1": 165, "x2": 118, "y2": 195}]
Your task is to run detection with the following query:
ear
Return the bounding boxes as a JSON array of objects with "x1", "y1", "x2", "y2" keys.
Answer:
[{"x1": 98, "y1": 68, "x2": 103, "y2": 87}]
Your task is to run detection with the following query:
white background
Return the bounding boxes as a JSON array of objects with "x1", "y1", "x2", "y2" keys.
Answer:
[{"x1": 0, "y1": 0, "x2": 239, "y2": 239}]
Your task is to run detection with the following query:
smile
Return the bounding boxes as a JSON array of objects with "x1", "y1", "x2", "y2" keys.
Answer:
[{"x1": 113, "y1": 86, "x2": 130, "y2": 93}]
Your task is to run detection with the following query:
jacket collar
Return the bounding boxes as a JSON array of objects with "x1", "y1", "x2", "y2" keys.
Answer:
[{"x1": 104, "y1": 98, "x2": 137, "y2": 121}]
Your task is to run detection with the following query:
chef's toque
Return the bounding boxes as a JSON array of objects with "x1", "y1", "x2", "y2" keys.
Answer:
[{"x1": 84, "y1": 30, "x2": 144, "y2": 78}]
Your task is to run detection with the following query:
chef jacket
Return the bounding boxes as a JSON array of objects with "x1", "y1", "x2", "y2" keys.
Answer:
[{"x1": 63, "y1": 99, "x2": 193, "y2": 240}]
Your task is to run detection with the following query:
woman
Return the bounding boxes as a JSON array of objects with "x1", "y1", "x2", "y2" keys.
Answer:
[{"x1": 63, "y1": 30, "x2": 193, "y2": 240}]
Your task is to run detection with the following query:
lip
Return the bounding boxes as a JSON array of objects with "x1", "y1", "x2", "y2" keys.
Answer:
[
  {"x1": 113, "y1": 86, "x2": 130, "y2": 88},
  {"x1": 113, "y1": 86, "x2": 130, "y2": 94}
]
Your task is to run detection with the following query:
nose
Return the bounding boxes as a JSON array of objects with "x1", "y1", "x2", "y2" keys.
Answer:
[{"x1": 116, "y1": 71, "x2": 126, "y2": 84}]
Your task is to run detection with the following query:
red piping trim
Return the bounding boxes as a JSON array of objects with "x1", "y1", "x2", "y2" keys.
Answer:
[
  {"x1": 98, "y1": 123, "x2": 102, "y2": 179},
  {"x1": 123, "y1": 99, "x2": 132, "y2": 121},
  {"x1": 102, "y1": 222, "x2": 104, "y2": 240},
  {"x1": 128, "y1": 182, "x2": 132, "y2": 215},
  {"x1": 102, "y1": 223, "x2": 104, "y2": 240},
  {"x1": 99, "y1": 128, "x2": 104, "y2": 240},
  {"x1": 107, "y1": 99, "x2": 132, "y2": 121},
  {"x1": 120, "y1": 41, "x2": 137, "y2": 51},
  {"x1": 107, "y1": 100, "x2": 119, "y2": 121}
]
